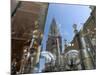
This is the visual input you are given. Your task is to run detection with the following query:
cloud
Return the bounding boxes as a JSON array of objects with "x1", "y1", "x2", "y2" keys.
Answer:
[
  {"x1": 58, "y1": 23, "x2": 62, "y2": 28},
  {"x1": 61, "y1": 31, "x2": 69, "y2": 36}
]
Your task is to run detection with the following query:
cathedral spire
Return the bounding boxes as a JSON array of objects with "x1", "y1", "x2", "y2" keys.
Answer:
[{"x1": 49, "y1": 18, "x2": 60, "y2": 36}]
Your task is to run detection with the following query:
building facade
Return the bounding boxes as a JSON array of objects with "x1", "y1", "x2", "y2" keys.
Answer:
[{"x1": 64, "y1": 6, "x2": 96, "y2": 70}]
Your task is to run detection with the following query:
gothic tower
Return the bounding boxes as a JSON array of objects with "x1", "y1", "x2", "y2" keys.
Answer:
[{"x1": 46, "y1": 18, "x2": 62, "y2": 67}]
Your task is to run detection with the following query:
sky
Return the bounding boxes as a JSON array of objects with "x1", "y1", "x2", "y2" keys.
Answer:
[{"x1": 39, "y1": 3, "x2": 91, "y2": 72}]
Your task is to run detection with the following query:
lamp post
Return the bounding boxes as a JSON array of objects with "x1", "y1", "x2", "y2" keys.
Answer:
[
  {"x1": 73, "y1": 24, "x2": 85, "y2": 69},
  {"x1": 30, "y1": 20, "x2": 43, "y2": 73}
]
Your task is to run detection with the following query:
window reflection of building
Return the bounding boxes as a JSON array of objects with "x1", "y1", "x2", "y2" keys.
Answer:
[{"x1": 11, "y1": 1, "x2": 48, "y2": 74}]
